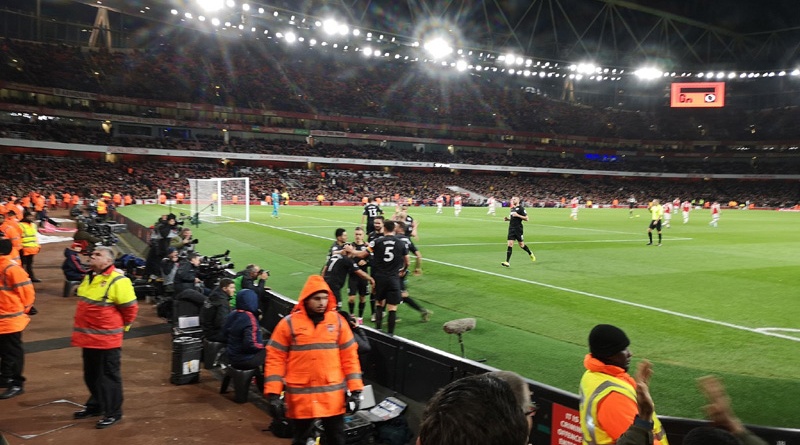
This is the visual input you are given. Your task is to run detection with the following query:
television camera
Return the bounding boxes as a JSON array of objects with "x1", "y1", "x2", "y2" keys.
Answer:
[
  {"x1": 196, "y1": 249, "x2": 236, "y2": 288},
  {"x1": 75, "y1": 215, "x2": 119, "y2": 247}
]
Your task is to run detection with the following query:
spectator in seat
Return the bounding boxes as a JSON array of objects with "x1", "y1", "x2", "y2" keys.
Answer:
[
  {"x1": 223, "y1": 289, "x2": 265, "y2": 370},
  {"x1": 62, "y1": 240, "x2": 90, "y2": 283}
]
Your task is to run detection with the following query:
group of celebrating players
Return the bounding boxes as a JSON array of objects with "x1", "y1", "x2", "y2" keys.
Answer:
[{"x1": 319, "y1": 197, "x2": 430, "y2": 336}]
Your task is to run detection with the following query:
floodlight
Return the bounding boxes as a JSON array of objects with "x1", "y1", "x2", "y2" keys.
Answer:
[
  {"x1": 309, "y1": 39, "x2": 316, "y2": 46},
  {"x1": 211, "y1": 18, "x2": 220, "y2": 26},
  {"x1": 284, "y1": 32, "x2": 297, "y2": 43},
  {"x1": 241, "y1": 3, "x2": 249, "y2": 11},
  {"x1": 728, "y1": 72, "x2": 736, "y2": 78},
  {"x1": 515, "y1": 56, "x2": 523, "y2": 65},
  {"x1": 322, "y1": 19, "x2": 338, "y2": 35},
  {"x1": 197, "y1": 0, "x2": 224, "y2": 11},
  {"x1": 373, "y1": 49, "x2": 381, "y2": 57},
  {"x1": 258, "y1": 7, "x2": 264, "y2": 13},
  {"x1": 170, "y1": 9, "x2": 178, "y2": 15},
  {"x1": 633, "y1": 67, "x2": 661, "y2": 80},
  {"x1": 792, "y1": 69, "x2": 800, "y2": 76},
  {"x1": 198, "y1": 16, "x2": 205, "y2": 21},
  {"x1": 237, "y1": 24, "x2": 243, "y2": 29},
  {"x1": 778, "y1": 71, "x2": 786, "y2": 76},
  {"x1": 455, "y1": 60, "x2": 467, "y2": 71},
  {"x1": 184, "y1": 12, "x2": 193, "y2": 19},
  {"x1": 715, "y1": 72, "x2": 724, "y2": 79},
  {"x1": 338, "y1": 24, "x2": 349, "y2": 35},
  {"x1": 226, "y1": 0, "x2": 235, "y2": 7},
  {"x1": 423, "y1": 38, "x2": 453, "y2": 59},
  {"x1": 503, "y1": 54, "x2": 515, "y2": 65},
  {"x1": 353, "y1": 29, "x2": 360, "y2": 36}
]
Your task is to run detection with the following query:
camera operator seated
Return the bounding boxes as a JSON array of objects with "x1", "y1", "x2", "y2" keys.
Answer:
[
  {"x1": 170, "y1": 227, "x2": 198, "y2": 254},
  {"x1": 200, "y1": 278, "x2": 235, "y2": 343},
  {"x1": 174, "y1": 252, "x2": 204, "y2": 296},
  {"x1": 222, "y1": 289, "x2": 266, "y2": 372},
  {"x1": 233, "y1": 265, "x2": 269, "y2": 307},
  {"x1": 160, "y1": 247, "x2": 180, "y2": 298},
  {"x1": 73, "y1": 221, "x2": 102, "y2": 246},
  {"x1": 62, "y1": 240, "x2": 90, "y2": 282}
]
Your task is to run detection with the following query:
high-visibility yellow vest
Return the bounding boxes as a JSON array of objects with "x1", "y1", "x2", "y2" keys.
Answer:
[{"x1": 579, "y1": 370, "x2": 668, "y2": 445}]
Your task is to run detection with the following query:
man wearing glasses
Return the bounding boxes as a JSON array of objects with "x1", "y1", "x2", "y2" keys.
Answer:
[{"x1": 71, "y1": 246, "x2": 138, "y2": 429}]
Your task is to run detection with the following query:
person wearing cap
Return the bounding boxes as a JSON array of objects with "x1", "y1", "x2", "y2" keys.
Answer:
[
  {"x1": 0, "y1": 238, "x2": 36, "y2": 399},
  {"x1": 265, "y1": 275, "x2": 364, "y2": 445},
  {"x1": 579, "y1": 324, "x2": 669, "y2": 445},
  {"x1": 71, "y1": 246, "x2": 138, "y2": 428}
]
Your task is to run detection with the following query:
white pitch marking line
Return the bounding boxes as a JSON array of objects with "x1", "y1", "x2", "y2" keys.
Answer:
[
  {"x1": 421, "y1": 258, "x2": 800, "y2": 343},
  {"x1": 421, "y1": 238, "x2": 692, "y2": 247},
  {"x1": 247, "y1": 216, "x2": 795, "y2": 343}
]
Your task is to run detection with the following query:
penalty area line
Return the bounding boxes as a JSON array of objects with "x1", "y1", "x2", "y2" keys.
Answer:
[{"x1": 424, "y1": 257, "x2": 800, "y2": 343}]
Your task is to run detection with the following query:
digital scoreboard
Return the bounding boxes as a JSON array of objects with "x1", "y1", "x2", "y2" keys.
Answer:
[{"x1": 670, "y1": 82, "x2": 725, "y2": 108}]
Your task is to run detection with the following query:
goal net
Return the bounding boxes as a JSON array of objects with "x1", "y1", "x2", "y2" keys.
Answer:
[{"x1": 188, "y1": 177, "x2": 250, "y2": 223}]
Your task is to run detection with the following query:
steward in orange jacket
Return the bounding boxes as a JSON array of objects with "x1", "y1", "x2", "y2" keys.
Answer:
[
  {"x1": 579, "y1": 324, "x2": 668, "y2": 445},
  {"x1": 0, "y1": 238, "x2": 36, "y2": 398},
  {"x1": 265, "y1": 275, "x2": 364, "y2": 445},
  {"x1": 0, "y1": 212, "x2": 22, "y2": 261}
]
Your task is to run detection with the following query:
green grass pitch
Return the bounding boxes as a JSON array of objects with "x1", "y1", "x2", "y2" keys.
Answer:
[{"x1": 118, "y1": 203, "x2": 800, "y2": 428}]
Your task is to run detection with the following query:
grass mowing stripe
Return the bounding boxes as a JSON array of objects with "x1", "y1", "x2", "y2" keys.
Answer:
[
  {"x1": 423, "y1": 257, "x2": 800, "y2": 343},
  {"x1": 246, "y1": 215, "x2": 797, "y2": 343}
]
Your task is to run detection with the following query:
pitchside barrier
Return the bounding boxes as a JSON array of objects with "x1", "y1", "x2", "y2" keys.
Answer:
[
  {"x1": 114, "y1": 213, "x2": 800, "y2": 445},
  {"x1": 258, "y1": 290, "x2": 800, "y2": 445}
]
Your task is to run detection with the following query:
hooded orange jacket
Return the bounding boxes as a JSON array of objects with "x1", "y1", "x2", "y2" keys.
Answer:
[
  {"x1": 0, "y1": 256, "x2": 35, "y2": 334},
  {"x1": 265, "y1": 275, "x2": 364, "y2": 419}
]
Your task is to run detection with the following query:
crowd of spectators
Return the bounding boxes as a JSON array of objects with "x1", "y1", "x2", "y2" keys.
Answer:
[
  {"x1": 4, "y1": 36, "x2": 800, "y2": 144},
  {"x1": 2, "y1": 122, "x2": 798, "y2": 176},
  {"x1": 0, "y1": 152, "x2": 797, "y2": 208}
]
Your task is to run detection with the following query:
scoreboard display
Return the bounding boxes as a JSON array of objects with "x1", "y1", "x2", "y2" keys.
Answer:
[{"x1": 670, "y1": 82, "x2": 725, "y2": 108}]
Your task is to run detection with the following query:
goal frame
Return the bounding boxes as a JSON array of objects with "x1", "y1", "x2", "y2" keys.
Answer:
[{"x1": 188, "y1": 177, "x2": 250, "y2": 223}]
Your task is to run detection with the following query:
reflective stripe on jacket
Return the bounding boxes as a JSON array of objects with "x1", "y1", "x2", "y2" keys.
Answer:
[
  {"x1": 0, "y1": 257, "x2": 35, "y2": 334},
  {"x1": 72, "y1": 268, "x2": 138, "y2": 349},
  {"x1": 20, "y1": 222, "x2": 41, "y2": 255},
  {"x1": 265, "y1": 275, "x2": 363, "y2": 420},
  {"x1": 580, "y1": 355, "x2": 668, "y2": 445}
]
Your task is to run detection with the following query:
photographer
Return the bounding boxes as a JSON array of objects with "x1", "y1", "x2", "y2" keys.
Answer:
[
  {"x1": 231, "y1": 264, "x2": 269, "y2": 315},
  {"x1": 174, "y1": 252, "x2": 204, "y2": 296},
  {"x1": 160, "y1": 247, "x2": 180, "y2": 298},
  {"x1": 145, "y1": 214, "x2": 179, "y2": 277},
  {"x1": 73, "y1": 221, "x2": 102, "y2": 247},
  {"x1": 200, "y1": 278, "x2": 235, "y2": 343},
  {"x1": 170, "y1": 227, "x2": 198, "y2": 254}
]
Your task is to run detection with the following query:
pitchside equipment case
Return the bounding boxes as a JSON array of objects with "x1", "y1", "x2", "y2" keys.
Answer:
[{"x1": 170, "y1": 336, "x2": 202, "y2": 385}]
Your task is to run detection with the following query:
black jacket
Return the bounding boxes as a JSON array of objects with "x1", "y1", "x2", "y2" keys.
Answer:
[{"x1": 200, "y1": 286, "x2": 231, "y2": 342}]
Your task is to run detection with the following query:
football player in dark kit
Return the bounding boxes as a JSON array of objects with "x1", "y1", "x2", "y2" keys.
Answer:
[
  {"x1": 346, "y1": 227, "x2": 371, "y2": 319},
  {"x1": 322, "y1": 228, "x2": 374, "y2": 308},
  {"x1": 367, "y1": 216, "x2": 385, "y2": 243},
  {"x1": 361, "y1": 196, "x2": 383, "y2": 234},
  {"x1": 501, "y1": 196, "x2": 536, "y2": 267},
  {"x1": 352, "y1": 220, "x2": 408, "y2": 335}
]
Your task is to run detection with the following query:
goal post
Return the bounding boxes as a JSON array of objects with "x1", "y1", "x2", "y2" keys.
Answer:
[{"x1": 188, "y1": 177, "x2": 250, "y2": 223}]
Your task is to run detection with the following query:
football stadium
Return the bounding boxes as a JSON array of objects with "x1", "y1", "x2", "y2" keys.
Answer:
[{"x1": 0, "y1": 0, "x2": 799, "y2": 444}]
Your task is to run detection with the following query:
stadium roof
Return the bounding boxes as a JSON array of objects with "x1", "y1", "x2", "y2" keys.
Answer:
[{"x1": 4, "y1": 0, "x2": 800, "y2": 72}]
